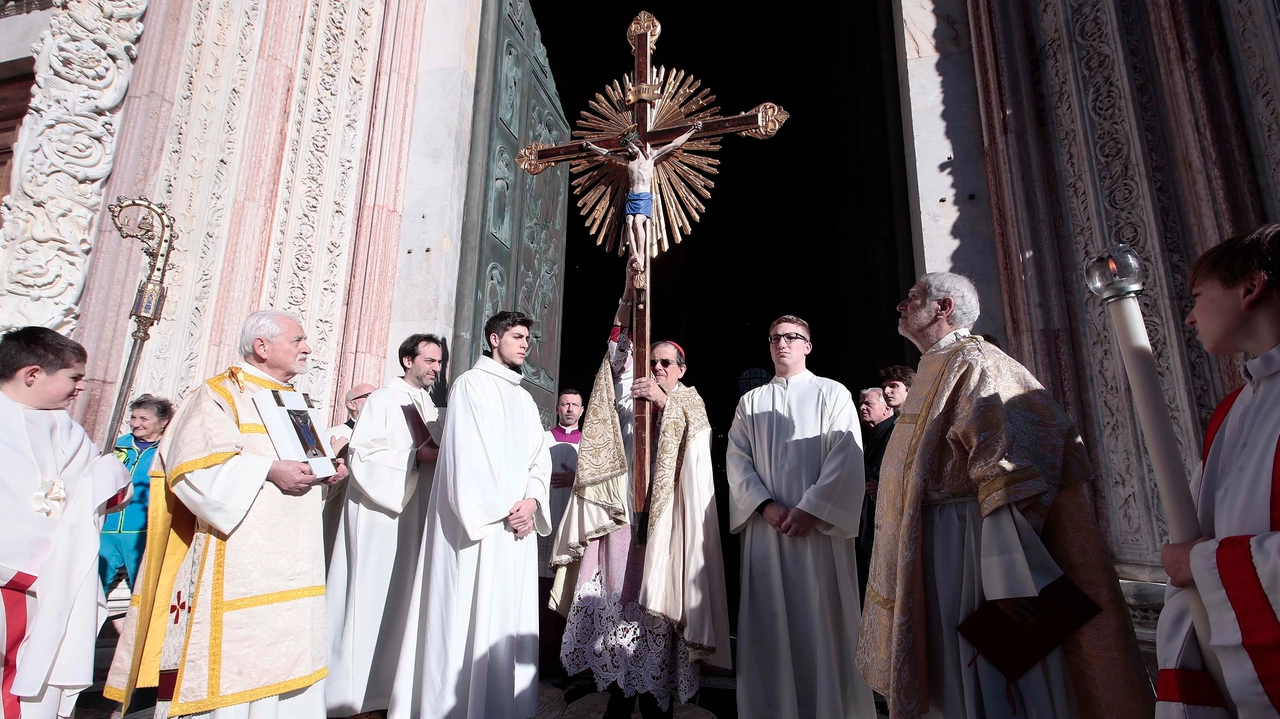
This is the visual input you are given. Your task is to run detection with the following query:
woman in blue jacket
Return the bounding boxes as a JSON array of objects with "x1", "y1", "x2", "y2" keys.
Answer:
[{"x1": 99, "y1": 393, "x2": 174, "y2": 592}]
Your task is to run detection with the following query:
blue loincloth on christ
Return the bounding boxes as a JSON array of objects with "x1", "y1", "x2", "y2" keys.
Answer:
[{"x1": 625, "y1": 191, "x2": 653, "y2": 217}]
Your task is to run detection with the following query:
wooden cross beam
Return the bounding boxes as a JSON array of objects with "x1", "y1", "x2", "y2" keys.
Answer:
[{"x1": 517, "y1": 11, "x2": 787, "y2": 545}]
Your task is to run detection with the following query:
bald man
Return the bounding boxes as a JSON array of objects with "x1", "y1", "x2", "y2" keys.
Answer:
[{"x1": 324, "y1": 382, "x2": 376, "y2": 564}]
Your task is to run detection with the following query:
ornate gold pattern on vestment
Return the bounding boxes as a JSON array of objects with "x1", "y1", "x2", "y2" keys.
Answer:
[{"x1": 647, "y1": 385, "x2": 709, "y2": 532}]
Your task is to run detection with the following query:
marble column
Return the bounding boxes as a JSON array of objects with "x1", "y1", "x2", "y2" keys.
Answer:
[
  {"x1": 965, "y1": 0, "x2": 1250, "y2": 580},
  {"x1": 382, "y1": 0, "x2": 483, "y2": 382},
  {"x1": 893, "y1": 0, "x2": 1007, "y2": 344},
  {"x1": 73, "y1": 0, "x2": 191, "y2": 440}
]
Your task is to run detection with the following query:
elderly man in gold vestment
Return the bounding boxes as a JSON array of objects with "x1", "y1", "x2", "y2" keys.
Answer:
[
  {"x1": 856, "y1": 272, "x2": 1153, "y2": 719},
  {"x1": 104, "y1": 310, "x2": 347, "y2": 719}
]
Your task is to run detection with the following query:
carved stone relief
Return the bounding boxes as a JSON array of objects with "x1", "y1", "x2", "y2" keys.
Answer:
[
  {"x1": 261, "y1": 0, "x2": 380, "y2": 411},
  {"x1": 489, "y1": 143, "x2": 514, "y2": 246},
  {"x1": 1219, "y1": 0, "x2": 1280, "y2": 217},
  {"x1": 1034, "y1": 0, "x2": 1206, "y2": 573},
  {"x1": 0, "y1": 0, "x2": 146, "y2": 334},
  {"x1": 461, "y1": 2, "x2": 568, "y2": 421},
  {"x1": 498, "y1": 40, "x2": 521, "y2": 138},
  {"x1": 133, "y1": 0, "x2": 265, "y2": 402}
]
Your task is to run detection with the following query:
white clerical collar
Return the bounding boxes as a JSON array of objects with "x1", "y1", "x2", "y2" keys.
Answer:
[
  {"x1": 770, "y1": 369, "x2": 812, "y2": 387},
  {"x1": 928, "y1": 328, "x2": 971, "y2": 353},
  {"x1": 1243, "y1": 341, "x2": 1280, "y2": 384},
  {"x1": 237, "y1": 362, "x2": 294, "y2": 387},
  {"x1": 475, "y1": 355, "x2": 524, "y2": 385}
]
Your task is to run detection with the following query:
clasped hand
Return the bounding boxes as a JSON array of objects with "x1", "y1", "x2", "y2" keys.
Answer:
[
  {"x1": 507, "y1": 498, "x2": 538, "y2": 538},
  {"x1": 1161, "y1": 537, "x2": 1210, "y2": 587},
  {"x1": 268, "y1": 458, "x2": 348, "y2": 495},
  {"x1": 762, "y1": 502, "x2": 818, "y2": 537}
]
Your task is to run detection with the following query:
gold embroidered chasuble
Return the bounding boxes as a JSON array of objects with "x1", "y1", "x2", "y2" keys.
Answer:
[
  {"x1": 855, "y1": 332, "x2": 1152, "y2": 719},
  {"x1": 104, "y1": 366, "x2": 327, "y2": 715},
  {"x1": 548, "y1": 356, "x2": 732, "y2": 666}
]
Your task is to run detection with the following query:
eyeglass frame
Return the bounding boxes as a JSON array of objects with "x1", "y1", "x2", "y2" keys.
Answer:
[
  {"x1": 767, "y1": 332, "x2": 811, "y2": 345},
  {"x1": 649, "y1": 357, "x2": 684, "y2": 369}
]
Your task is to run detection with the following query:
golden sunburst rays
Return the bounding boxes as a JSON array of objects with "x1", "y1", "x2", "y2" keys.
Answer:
[{"x1": 570, "y1": 67, "x2": 724, "y2": 256}]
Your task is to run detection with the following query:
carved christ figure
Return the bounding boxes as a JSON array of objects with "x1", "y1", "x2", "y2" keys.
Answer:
[{"x1": 581, "y1": 120, "x2": 702, "y2": 259}]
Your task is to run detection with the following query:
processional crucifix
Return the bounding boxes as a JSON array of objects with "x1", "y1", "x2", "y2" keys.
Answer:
[{"x1": 517, "y1": 11, "x2": 787, "y2": 542}]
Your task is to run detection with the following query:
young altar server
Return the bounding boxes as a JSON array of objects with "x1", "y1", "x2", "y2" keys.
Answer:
[
  {"x1": 0, "y1": 326, "x2": 130, "y2": 719},
  {"x1": 1158, "y1": 224, "x2": 1280, "y2": 716},
  {"x1": 327, "y1": 334, "x2": 443, "y2": 717},
  {"x1": 727, "y1": 315, "x2": 876, "y2": 719},
  {"x1": 388, "y1": 311, "x2": 551, "y2": 719}
]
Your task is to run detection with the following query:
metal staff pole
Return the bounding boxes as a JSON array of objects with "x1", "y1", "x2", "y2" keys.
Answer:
[
  {"x1": 1085, "y1": 244, "x2": 1235, "y2": 715},
  {"x1": 103, "y1": 197, "x2": 178, "y2": 448}
]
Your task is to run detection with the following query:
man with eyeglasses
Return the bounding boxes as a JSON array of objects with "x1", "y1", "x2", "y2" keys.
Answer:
[
  {"x1": 548, "y1": 256, "x2": 731, "y2": 718},
  {"x1": 327, "y1": 334, "x2": 446, "y2": 719},
  {"x1": 726, "y1": 315, "x2": 876, "y2": 719}
]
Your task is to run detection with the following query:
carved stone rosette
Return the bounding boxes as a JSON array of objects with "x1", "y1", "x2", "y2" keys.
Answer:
[{"x1": 0, "y1": 0, "x2": 147, "y2": 333}]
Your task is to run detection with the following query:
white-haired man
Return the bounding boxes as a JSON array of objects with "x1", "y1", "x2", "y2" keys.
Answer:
[
  {"x1": 856, "y1": 273, "x2": 1152, "y2": 719},
  {"x1": 105, "y1": 310, "x2": 348, "y2": 719}
]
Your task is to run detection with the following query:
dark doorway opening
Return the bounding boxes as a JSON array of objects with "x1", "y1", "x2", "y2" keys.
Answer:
[{"x1": 534, "y1": 0, "x2": 916, "y2": 633}]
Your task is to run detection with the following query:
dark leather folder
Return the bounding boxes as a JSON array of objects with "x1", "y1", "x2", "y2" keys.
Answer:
[{"x1": 956, "y1": 575, "x2": 1102, "y2": 680}]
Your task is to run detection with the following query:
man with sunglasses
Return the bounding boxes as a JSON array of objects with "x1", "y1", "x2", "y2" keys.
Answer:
[
  {"x1": 548, "y1": 256, "x2": 731, "y2": 719},
  {"x1": 327, "y1": 334, "x2": 445, "y2": 719},
  {"x1": 727, "y1": 316, "x2": 876, "y2": 719}
]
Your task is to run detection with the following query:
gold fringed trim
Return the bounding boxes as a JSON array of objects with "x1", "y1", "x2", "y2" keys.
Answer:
[
  {"x1": 168, "y1": 452, "x2": 239, "y2": 488},
  {"x1": 169, "y1": 668, "x2": 327, "y2": 716},
  {"x1": 866, "y1": 586, "x2": 895, "y2": 612},
  {"x1": 221, "y1": 584, "x2": 325, "y2": 612},
  {"x1": 238, "y1": 423, "x2": 267, "y2": 435},
  {"x1": 977, "y1": 466, "x2": 1043, "y2": 506},
  {"x1": 102, "y1": 685, "x2": 125, "y2": 702}
]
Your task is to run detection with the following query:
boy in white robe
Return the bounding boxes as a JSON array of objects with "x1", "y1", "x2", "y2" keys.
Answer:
[
  {"x1": 727, "y1": 315, "x2": 875, "y2": 719},
  {"x1": 0, "y1": 326, "x2": 130, "y2": 719},
  {"x1": 327, "y1": 335, "x2": 443, "y2": 717},
  {"x1": 388, "y1": 311, "x2": 550, "y2": 719},
  {"x1": 1158, "y1": 225, "x2": 1280, "y2": 716}
]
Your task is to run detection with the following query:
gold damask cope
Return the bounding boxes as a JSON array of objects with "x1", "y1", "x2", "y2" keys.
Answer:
[{"x1": 857, "y1": 336, "x2": 1081, "y2": 714}]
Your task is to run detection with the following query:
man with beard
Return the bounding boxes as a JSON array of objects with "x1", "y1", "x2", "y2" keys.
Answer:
[
  {"x1": 389, "y1": 312, "x2": 551, "y2": 719},
  {"x1": 856, "y1": 273, "x2": 1151, "y2": 719},
  {"x1": 327, "y1": 334, "x2": 444, "y2": 718},
  {"x1": 106, "y1": 310, "x2": 348, "y2": 718}
]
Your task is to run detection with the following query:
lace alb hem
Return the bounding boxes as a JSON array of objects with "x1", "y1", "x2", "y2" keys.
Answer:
[{"x1": 560, "y1": 568, "x2": 698, "y2": 710}]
